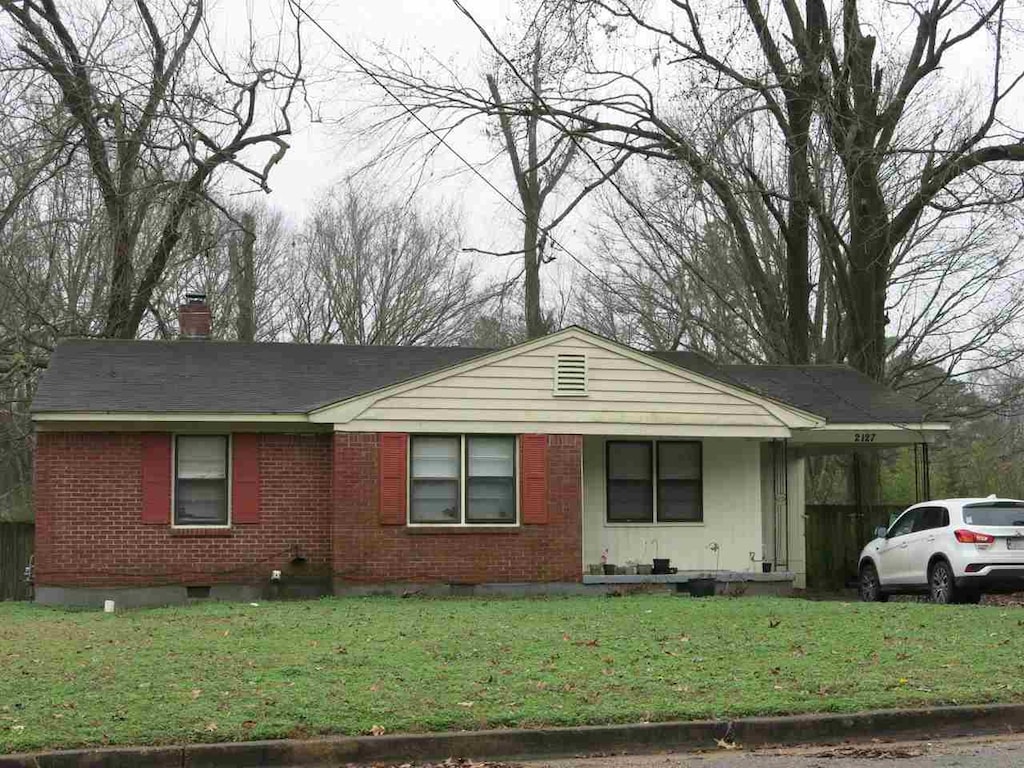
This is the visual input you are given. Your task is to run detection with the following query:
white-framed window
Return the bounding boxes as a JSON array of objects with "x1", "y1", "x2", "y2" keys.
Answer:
[
  {"x1": 606, "y1": 440, "x2": 702, "y2": 524},
  {"x1": 174, "y1": 435, "x2": 230, "y2": 527},
  {"x1": 409, "y1": 435, "x2": 517, "y2": 525}
]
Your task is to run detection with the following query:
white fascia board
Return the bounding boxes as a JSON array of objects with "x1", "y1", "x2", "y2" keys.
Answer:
[
  {"x1": 811, "y1": 422, "x2": 950, "y2": 431},
  {"x1": 792, "y1": 422, "x2": 951, "y2": 445},
  {"x1": 32, "y1": 412, "x2": 309, "y2": 423},
  {"x1": 333, "y1": 420, "x2": 793, "y2": 438}
]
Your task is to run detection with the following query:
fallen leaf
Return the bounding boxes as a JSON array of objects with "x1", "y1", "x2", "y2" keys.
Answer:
[
  {"x1": 204, "y1": 722, "x2": 218, "y2": 733},
  {"x1": 190, "y1": 689, "x2": 202, "y2": 700},
  {"x1": 716, "y1": 738, "x2": 739, "y2": 750},
  {"x1": 370, "y1": 724, "x2": 386, "y2": 736}
]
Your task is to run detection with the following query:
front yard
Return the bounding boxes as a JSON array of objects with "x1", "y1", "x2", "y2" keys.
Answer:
[{"x1": 2, "y1": 595, "x2": 1023, "y2": 754}]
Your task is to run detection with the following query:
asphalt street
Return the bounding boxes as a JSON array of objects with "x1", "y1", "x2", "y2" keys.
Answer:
[{"x1": 523, "y1": 735, "x2": 1024, "y2": 767}]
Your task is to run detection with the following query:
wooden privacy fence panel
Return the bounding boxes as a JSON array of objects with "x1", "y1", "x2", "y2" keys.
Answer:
[
  {"x1": 805, "y1": 504, "x2": 905, "y2": 591},
  {"x1": 0, "y1": 522, "x2": 33, "y2": 601}
]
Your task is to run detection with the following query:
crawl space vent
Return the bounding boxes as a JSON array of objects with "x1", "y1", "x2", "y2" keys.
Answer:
[{"x1": 553, "y1": 352, "x2": 588, "y2": 396}]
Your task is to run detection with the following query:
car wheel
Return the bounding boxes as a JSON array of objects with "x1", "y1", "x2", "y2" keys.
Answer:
[
  {"x1": 929, "y1": 560, "x2": 956, "y2": 604},
  {"x1": 859, "y1": 562, "x2": 887, "y2": 602}
]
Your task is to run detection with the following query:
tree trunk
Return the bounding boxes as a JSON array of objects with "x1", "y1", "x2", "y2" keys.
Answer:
[
  {"x1": 784, "y1": 91, "x2": 813, "y2": 364},
  {"x1": 233, "y1": 212, "x2": 257, "y2": 342},
  {"x1": 523, "y1": 211, "x2": 544, "y2": 339},
  {"x1": 845, "y1": 166, "x2": 889, "y2": 381},
  {"x1": 103, "y1": 215, "x2": 136, "y2": 338}
]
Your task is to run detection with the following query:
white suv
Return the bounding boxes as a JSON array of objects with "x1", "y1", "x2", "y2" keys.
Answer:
[{"x1": 858, "y1": 497, "x2": 1024, "y2": 604}]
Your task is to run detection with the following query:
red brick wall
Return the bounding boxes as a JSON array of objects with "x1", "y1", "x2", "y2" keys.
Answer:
[
  {"x1": 34, "y1": 432, "x2": 332, "y2": 587},
  {"x1": 331, "y1": 433, "x2": 583, "y2": 583},
  {"x1": 33, "y1": 430, "x2": 584, "y2": 588}
]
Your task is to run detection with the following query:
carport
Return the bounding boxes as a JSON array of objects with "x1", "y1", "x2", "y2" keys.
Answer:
[{"x1": 706, "y1": 364, "x2": 950, "y2": 591}]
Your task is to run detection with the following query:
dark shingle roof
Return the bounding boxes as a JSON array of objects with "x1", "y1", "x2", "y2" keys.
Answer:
[
  {"x1": 651, "y1": 352, "x2": 928, "y2": 424},
  {"x1": 32, "y1": 339, "x2": 487, "y2": 414},
  {"x1": 33, "y1": 337, "x2": 929, "y2": 425}
]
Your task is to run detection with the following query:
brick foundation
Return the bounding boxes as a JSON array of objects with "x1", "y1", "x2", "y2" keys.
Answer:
[{"x1": 33, "y1": 431, "x2": 583, "y2": 591}]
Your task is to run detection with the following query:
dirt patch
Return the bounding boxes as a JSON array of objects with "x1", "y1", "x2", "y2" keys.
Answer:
[{"x1": 809, "y1": 745, "x2": 926, "y2": 759}]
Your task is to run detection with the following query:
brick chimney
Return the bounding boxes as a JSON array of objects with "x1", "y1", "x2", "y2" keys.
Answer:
[{"x1": 179, "y1": 293, "x2": 212, "y2": 339}]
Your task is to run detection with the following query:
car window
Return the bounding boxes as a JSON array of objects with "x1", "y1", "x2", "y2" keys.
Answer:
[
  {"x1": 888, "y1": 509, "x2": 919, "y2": 538},
  {"x1": 913, "y1": 506, "x2": 948, "y2": 532},
  {"x1": 962, "y1": 502, "x2": 1024, "y2": 526}
]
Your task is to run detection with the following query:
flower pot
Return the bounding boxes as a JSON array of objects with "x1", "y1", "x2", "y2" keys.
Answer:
[
  {"x1": 588, "y1": 564, "x2": 603, "y2": 575},
  {"x1": 602, "y1": 563, "x2": 617, "y2": 575},
  {"x1": 762, "y1": 562, "x2": 773, "y2": 573},
  {"x1": 636, "y1": 564, "x2": 653, "y2": 576},
  {"x1": 615, "y1": 565, "x2": 628, "y2": 575},
  {"x1": 652, "y1": 558, "x2": 671, "y2": 575},
  {"x1": 624, "y1": 564, "x2": 638, "y2": 575}
]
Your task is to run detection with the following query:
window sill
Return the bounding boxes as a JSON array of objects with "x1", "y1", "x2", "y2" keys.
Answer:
[
  {"x1": 405, "y1": 526, "x2": 521, "y2": 535},
  {"x1": 603, "y1": 522, "x2": 705, "y2": 528},
  {"x1": 169, "y1": 527, "x2": 234, "y2": 538}
]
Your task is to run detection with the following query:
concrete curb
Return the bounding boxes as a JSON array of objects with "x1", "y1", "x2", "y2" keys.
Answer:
[{"x1": 3, "y1": 703, "x2": 1024, "y2": 767}]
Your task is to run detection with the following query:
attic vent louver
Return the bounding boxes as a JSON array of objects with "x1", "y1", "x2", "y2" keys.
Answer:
[{"x1": 553, "y1": 352, "x2": 588, "y2": 396}]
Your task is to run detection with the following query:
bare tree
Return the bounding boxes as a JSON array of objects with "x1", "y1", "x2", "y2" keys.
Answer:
[
  {"x1": 153, "y1": 199, "x2": 290, "y2": 342},
  {"x1": 286, "y1": 182, "x2": 487, "y2": 346},
  {"x1": 0, "y1": 0, "x2": 306, "y2": 339},
  {"x1": 343, "y1": 1, "x2": 626, "y2": 338},
  {"x1": 499, "y1": 0, "x2": 1024, "y2": 384}
]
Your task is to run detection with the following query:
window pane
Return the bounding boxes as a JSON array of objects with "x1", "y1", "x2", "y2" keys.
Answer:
[
  {"x1": 176, "y1": 478, "x2": 228, "y2": 525},
  {"x1": 467, "y1": 478, "x2": 515, "y2": 523},
  {"x1": 177, "y1": 436, "x2": 227, "y2": 479},
  {"x1": 658, "y1": 480, "x2": 702, "y2": 522},
  {"x1": 607, "y1": 442, "x2": 653, "y2": 522},
  {"x1": 468, "y1": 436, "x2": 514, "y2": 478},
  {"x1": 888, "y1": 510, "x2": 918, "y2": 538},
  {"x1": 608, "y1": 442, "x2": 652, "y2": 481},
  {"x1": 410, "y1": 479, "x2": 460, "y2": 523},
  {"x1": 411, "y1": 437, "x2": 460, "y2": 478},
  {"x1": 658, "y1": 442, "x2": 701, "y2": 480},
  {"x1": 467, "y1": 437, "x2": 515, "y2": 523},
  {"x1": 962, "y1": 502, "x2": 1024, "y2": 526},
  {"x1": 608, "y1": 480, "x2": 653, "y2": 522}
]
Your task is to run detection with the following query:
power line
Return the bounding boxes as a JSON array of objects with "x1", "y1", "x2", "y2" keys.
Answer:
[
  {"x1": 291, "y1": 0, "x2": 929, "y2": 440},
  {"x1": 452, "y1": 2, "x2": 934, "y2": 438},
  {"x1": 449, "y1": 0, "x2": 782, "y2": 358},
  {"x1": 287, "y1": 0, "x2": 643, "y2": 305}
]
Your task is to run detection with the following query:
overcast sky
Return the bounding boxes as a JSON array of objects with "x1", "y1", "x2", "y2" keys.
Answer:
[
  {"x1": 224, "y1": 0, "x2": 1016, "y2": 299},
  {"x1": 252, "y1": 0, "x2": 537, "y2": 278}
]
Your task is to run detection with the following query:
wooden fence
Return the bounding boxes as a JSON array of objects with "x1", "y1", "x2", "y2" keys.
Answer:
[
  {"x1": 805, "y1": 504, "x2": 905, "y2": 591},
  {"x1": 0, "y1": 522, "x2": 33, "y2": 601}
]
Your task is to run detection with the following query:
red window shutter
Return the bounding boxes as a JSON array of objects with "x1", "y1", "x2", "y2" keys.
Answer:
[
  {"x1": 140, "y1": 433, "x2": 172, "y2": 525},
  {"x1": 232, "y1": 434, "x2": 261, "y2": 524},
  {"x1": 520, "y1": 434, "x2": 549, "y2": 524},
  {"x1": 379, "y1": 433, "x2": 408, "y2": 525}
]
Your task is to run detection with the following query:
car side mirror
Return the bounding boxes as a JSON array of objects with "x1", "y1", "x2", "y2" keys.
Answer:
[{"x1": 875, "y1": 526, "x2": 889, "y2": 539}]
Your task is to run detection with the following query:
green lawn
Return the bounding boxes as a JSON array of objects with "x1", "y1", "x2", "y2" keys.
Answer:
[{"x1": 1, "y1": 595, "x2": 1022, "y2": 754}]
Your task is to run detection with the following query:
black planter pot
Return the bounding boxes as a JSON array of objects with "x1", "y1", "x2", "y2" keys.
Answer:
[
  {"x1": 688, "y1": 578, "x2": 716, "y2": 598},
  {"x1": 652, "y1": 558, "x2": 670, "y2": 575},
  {"x1": 762, "y1": 562, "x2": 773, "y2": 573},
  {"x1": 602, "y1": 563, "x2": 617, "y2": 575}
]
